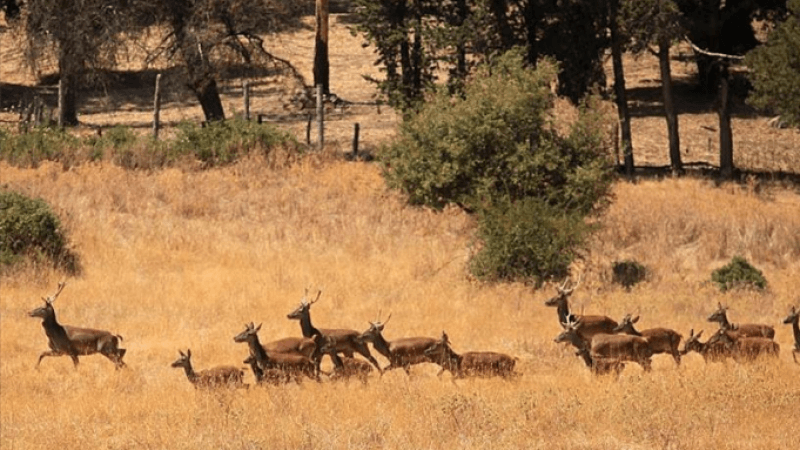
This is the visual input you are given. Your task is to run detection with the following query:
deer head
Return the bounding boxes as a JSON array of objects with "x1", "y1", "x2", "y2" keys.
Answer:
[
  {"x1": 233, "y1": 322, "x2": 262, "y2": 343},
  {"x1": 287, "y1": 288, "x2": 322, "y2": 320},
  {"x1": 28, "y1": 281, "x2": 66, "y2": 320}
]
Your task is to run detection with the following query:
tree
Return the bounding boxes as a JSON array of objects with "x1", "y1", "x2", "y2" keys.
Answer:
[
  {"x1": 380, "y1": 51, "x2": 615, "y2": 282},
  {"x1": 609, "y1": 0, "x2": 635, "y2": 177},
  {"x1": 623, "y1": 0, "x2": 685, "y2": 174},
  {"x1": 17, "y1": 0, "x2": 133, "y2": 126},
  {"x1": 746, "y1": 0, "x2": 800, "y2": 128},
  {"x1": 314, "y1": 0, "x2": 330, "y2": 94}
]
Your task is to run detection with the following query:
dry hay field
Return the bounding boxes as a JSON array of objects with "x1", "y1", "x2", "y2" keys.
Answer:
[{"x1": 3, "y1": 13, "x2": 800, "y2": 450}]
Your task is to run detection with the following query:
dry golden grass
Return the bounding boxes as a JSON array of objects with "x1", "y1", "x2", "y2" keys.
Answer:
[{"x1": 2, "y1": 156, "x2": 800, "y2": 450}]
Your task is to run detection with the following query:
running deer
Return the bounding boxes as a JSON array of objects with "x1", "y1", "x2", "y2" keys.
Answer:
[
  {"x1": 713, "y1": 331, "x2": 780, "y2": 362},
  {"x1": 358, "y1": 313, "x2": 438, "y2": 374},
  {"x1": 235, "y1": 322, "x2": 317, "y2": 361},
  {"x1": 707, "y1": 303, "x2": 775, "y2": 339},
  {"x1": 170, "y1": 349, "x2": 246, "y2": 389},
  {"x1": 556, "y1": 317, "x2": 653, "y2": 372},
  {"x1": 424, "y1": 332, "x2": 518, "y2": 379},
  {"x1": 28, "y1": 281, "x2": 127, "y2": 369},
  {"x1": 318, "y1": 337, "x2": 373, "y2": 384},
  {"x1": 544, "y1": 276, "x2": 618, "y2": 343},
  {"x1": 613, "y1": 314, "x2": 683, "y2": 365},
  {"x1": 553, "y1": 320, "x2": 627, "y2": 375},
  {"x1": 233, "y1": 322, "x2": 318, "y2": 382},
  {"x1": 783, "y1": 306, "x2": 800, "y2": 363},
  {"x1": 287, "y1": 288, "x2": 382, "y2": 374},
  {"x1": 680, "y1": 329, "x2": 732, "y2": 362}
]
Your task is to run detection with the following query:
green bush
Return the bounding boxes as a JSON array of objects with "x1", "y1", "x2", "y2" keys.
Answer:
[
  {"x1": 469, "y1": 197, "x2": 594, "y2": 283},
  {"x1": 173, "y1": 118, "x2": 299, "y2": 167},
  {"x1": 380, "y1": 50, "x2": 615, "y2": 215},
  {"x1": 711, "y1": 256, "x2": 767, "y2": 292},
  {"x1": 0, "y1": 189, "x2": 81, "y2": 274},
  {"x1": 612, "y1": 259, "x2": 647, "y2": 289},
  {"x1": 745, "y1": 0, "x2": 800, "y2": 128},
  {"x1": 0, "y1": 126, "x2": 81, "y2": 168}
]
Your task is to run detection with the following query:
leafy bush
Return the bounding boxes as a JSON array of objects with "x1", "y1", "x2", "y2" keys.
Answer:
[
  {"x1": 711, "y1": 256, "x2": 767, "y2": 292},
  {"x1": 612, "y1": 259, "x2": 647, "y2": 289},
  {"x1": 380, "y1": 50, "x2": 615, "y2": 283},
  {"x1": 173, "y1": 118, "x2": 300, "y2": 167},
  {"x1": 745, "y1": 0, "x2": 800, "y2": 128},
  {"x1": 0, "y1": 189, "x2": 81, "y2": 274},
  {"x1": 0, "y1": 126, "x2": 81, "y2": 168},
  {"x1": 469, "y1": 197, "x2": 594, "y2": 283}
]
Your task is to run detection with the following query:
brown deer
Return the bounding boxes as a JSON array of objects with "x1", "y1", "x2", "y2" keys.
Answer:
[
  {"x1": 287, "y1": 289, "x2": 383, "y2": 374},
  {"x1": 242, "y1": 355, "x2": 296, "y2": 385},
  {"x1": 556, "y1": 317, "x2": 653, "y2": 371},
  {"x1": 544, "y1": 276, "x2": 618, "y2": 344},
  {"x1": 358, "y1": 313, "x2": 438, "y2": 374},
  {"x1": 234, "y1": 322, "x2": 316, "y2": 361},
  {"x1": 424, "y1": 332, "x2": 518, "y2": 379},
  {"x1": 680, "y1": 329, "x2": 733, "y2": 362},
  {"x1": 613, "y1": 314, "x2": 683, "y2": 365},
  {"x1": 171, "y1": 349, "x2": 246, "y2": 389},
  {"x1": 318, "y1": 338, "x2": 373, "y2": 384},
  {"x1": 233, "y1": 322, "x2": 318, "y2": 382},
  {"x1": 28, "y1": 281, "x2": 127, "y2": 369},
  {"x1": 713, "y1": 332, "x2": 780, "y2": 362},
  {"x1": 553, "y1": 320, "x2": 627, "y2": 375},
  {"x1": 783, "y1": 306, "x2": 800, "y2": 363},
  {"x1": 707, "y1": 302, "x2": 775, "y2": 339}
]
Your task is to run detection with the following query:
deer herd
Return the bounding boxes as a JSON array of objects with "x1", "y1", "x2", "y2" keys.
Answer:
[{"x1": 26, "y1": 279, "x2": 800, "y2": 388}]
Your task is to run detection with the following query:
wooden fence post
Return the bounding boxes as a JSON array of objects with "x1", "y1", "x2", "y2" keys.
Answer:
[
  {"x1": 352, "y1": 123, "x2": 360, "y2": 158},
  {"x1": 153, "y1": 73, "x2": 162, "y2": 139},
  {"x1": 316, "y1": 84, "x2": 324, "y2": 150},
  {"x1": 243, "y1": 80, "x2": 250, "y2": 121}
]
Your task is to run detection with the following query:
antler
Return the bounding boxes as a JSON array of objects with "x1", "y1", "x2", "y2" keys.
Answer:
[{"x1": 44, "y1": 281, "x2": 67, "y2": 303}]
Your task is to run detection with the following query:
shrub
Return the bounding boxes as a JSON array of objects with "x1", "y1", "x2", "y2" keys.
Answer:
[
  {"x1": 0, "y1": 126, "x2": 81, "y2": 168},
  {"x1": 711, "y1": 256, "x2": 767, "y2": 292},
  {"x1": 469, "y1": 197, "x2": 594, "y2": 284},
  {"x1": 380, "y1": 50, "x2": 615, "y2": 215},
  {"x1": 612, "y1": 259, "x2": 647, "y2": 289},
  {"x1": 173, "y1": 118, "x2": 300, "y2": 167},
  {"x1": 0, "y1": 189, "x2": 81, "y2": 275}
]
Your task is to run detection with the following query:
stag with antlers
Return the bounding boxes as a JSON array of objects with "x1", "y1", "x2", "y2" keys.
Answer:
[
  {"x1": 28, "y1": 281, "x2": 127, "y2": 369},
  {"x1": 544, "y1": 275, "x2": 618, "y2": 343}
]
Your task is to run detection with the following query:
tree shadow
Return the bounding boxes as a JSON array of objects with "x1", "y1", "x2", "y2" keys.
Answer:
[{"x1": 619, "y1": 163, "x2": 800, "y2": 190}]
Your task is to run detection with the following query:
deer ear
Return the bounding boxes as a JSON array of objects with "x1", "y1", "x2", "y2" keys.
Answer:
[
  {"x1": 256, "y1": 323, "x2": 262, "y2": 332},
  {"x1": 186, "y1": 349, "x2": 192, "y2": 358},
  {"x1": 632, "y1": 316, "x2": 640, "y2": 323}
]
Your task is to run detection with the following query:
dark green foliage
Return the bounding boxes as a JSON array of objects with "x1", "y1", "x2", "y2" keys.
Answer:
[
  {"x1": 0, "y1": 189, "x2": 81, "y2": 274},
  {"x1": 612, "y1": 259, "x2": 647, "y2": 289},
  {"x1": 470, "y1": 197, "x2": 594, "y2": 283},
  {"x1": 173, "y1": 118, "x2": 300, "y2": 168},
  {"x1": 746, "y1": 0, "x2": 800, "y2": 127},
  {"x1": 381, "y1": 51, "x2": 615, "y2": 283},
  {"x1": 0, "y1": 126, "x2": 81, "y2": 168},
  {"x1": 711, "y1": 256, "x2": 768, "y2": 292}
]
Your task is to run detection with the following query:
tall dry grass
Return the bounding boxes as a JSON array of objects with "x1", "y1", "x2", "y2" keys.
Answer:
[{"x1": 2, "y1": 158, "x2": 799, "y2": 449}]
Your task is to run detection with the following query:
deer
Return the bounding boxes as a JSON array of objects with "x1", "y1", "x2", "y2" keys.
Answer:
[
  {"x1": 783, "y1": 306, "x2": 800, "y2": 363},
  {"x1": 233, "y1": 322, "x2": 319, "y2": 382},
  {"x1": 170, "y1": 349, "x2": 246, "y2": 389},
  {"x1": 680, "y1": 329, "x2": 733, "y2": 362},
  {"x1": 555, "y1": 317, "x2": 653, "y2": 372},
  {"x1": 318, "y1": 337, "x2": 373, "y2": 384},
  {"x1": 286, "y1": 288, "x2": 383, "y2": 374},
  {"x1": 242, "y1": 355, "x2": 297, "y2": 385},
  {"x1": 713, "y1": 332, "x2": 780, "y2": 362},
  {"x1": 553, "y1": 320, "x2": 627, "y2": 375},
  {"x1": 234, "y1": 321, "x2": 317, "y2": 362},
  {"x1": 358, "y1": 313, "x2": 439, "y2": 374},
  {"x1": 707, "y1": 302, "x2": 775, "y2": 339},
  {"x1": 544, "y1": 275, "x2": 618, "y2": 344},
  {"x1": 28, "y1": 281, "x2": 127, "y2": 369},
  {"x1": 612, "y1": 314, "x2": 683, "y2": 365},
  {"x1": 423, "y1": 332, "x2": 518, "y2": 379}
]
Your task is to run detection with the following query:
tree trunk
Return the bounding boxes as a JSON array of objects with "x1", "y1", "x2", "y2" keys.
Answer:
[
  {"x1": 524, "y1": 0, "x2": 538, "y2": 66},
  {"x1": 171, "y1": 13, "x2": 225, "y2": 122},
  {"x1": 488, "y1": 0, "x2": 513, "y2": 49},
  {"x1": 454, "y1": 0, "x2": 468, "y2": 80},
  {"x1": 718, "y1": 64, "x2": 734, "y2": 179},
  {"x1": 57, "y1": 45, "x2": 79, "y2": 127},
  {"x1": 658, "y1": 40, "x2": 682, "y2": 175},
  {"x1": 195, "y1": 77, "x2": 225, "y2": 122},
  {"x1": 609, "y1": 0, "x2": 633, "y2": 178},
  {"x1": 313, "y1": 0, "x2": 330, "y2": 94}
]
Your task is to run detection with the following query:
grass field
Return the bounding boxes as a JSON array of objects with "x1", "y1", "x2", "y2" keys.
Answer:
[{"x1": 3, "y1": 12, "x2": 800, "y2": 450}]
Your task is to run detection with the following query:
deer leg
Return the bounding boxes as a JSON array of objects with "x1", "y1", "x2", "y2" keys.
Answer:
[
  {"x1": 792, "y1": 349, "x2": 798, "y2": 364},
  {"x1": 353, "y1": 343, "x2": 384, "y2": 375},
  {"x1": 672, "y1": 350, "x2": 681, "y2": 366}
]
